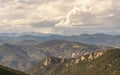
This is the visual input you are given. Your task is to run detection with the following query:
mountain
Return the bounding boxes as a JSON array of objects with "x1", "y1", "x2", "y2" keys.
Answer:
[
  {"x1": 28, "y1": 49, "x2": 120, "y2": 75},
  {"x1": 0, "y1": 33, "x2": 120, "y2": 47},
  {"x1": 0, "y1": 44, "x2": 36, "y2": 71},
  {"x1": 71, "y1": 34, "x2": 120, "y2": 47},
  {"x1": 0, "y1": 65, "x2": 28, "y2": 75},
  {"x1": 0, "y1": 40, "x2": 113, "y2": 71}
]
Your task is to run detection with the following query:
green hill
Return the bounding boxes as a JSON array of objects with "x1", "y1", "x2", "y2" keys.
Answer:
[
  {"x1": 28, "y1": 49, "x2": 120, "y2": 75},
  {"x1": 0, "y1": 65, "x2": 29, "y2": 75}
]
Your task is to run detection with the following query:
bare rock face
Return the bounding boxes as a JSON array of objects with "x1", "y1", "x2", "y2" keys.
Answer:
[
  {"x1": 75, "y1": 59, "x2": 80, "y2": 64},
  {"x1": 70, "y1": 51, "x2": 106, "y2": 65},
  {"x1": 88, "y1": 51, "x2": 105, "y2": 60},
  {"x1": 93, "y1": 51, "x2": 105, "y2": 59},
  {"x1": 43, "y1": 59, "x2": 50, "y2": 66},
  {"x1": 80, "y1": 56, "x2": 86, "y2": 61},
  {"x1": 42, "y1": 51, "x2": 105, "y2": 67},
  {"x1": 43, "y1": 57, "x2": 67, "y2": 66}
]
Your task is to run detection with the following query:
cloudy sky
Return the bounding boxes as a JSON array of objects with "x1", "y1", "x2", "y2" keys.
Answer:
[{"x1": 0, "y1": 0, "x2": 120, "y2": 35}]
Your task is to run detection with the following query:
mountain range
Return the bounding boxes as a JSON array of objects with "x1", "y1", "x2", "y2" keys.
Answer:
[
  {"x1": 28, "y1": 49, "x2": 120, "y2": 75},
  {"x1": 0, "y1": 33, "x2": 120, "y2": 47},
  {"x1": 0, "y1": 32, "x2": 119, "y2": 75},
  {"x1": 0, "y1": 40, "x2": 113, "y2": 71}
]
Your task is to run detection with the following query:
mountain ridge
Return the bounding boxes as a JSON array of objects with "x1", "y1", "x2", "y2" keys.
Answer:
[
  {"x1": 28, "y1": 49, "x2": 120, "y2": 75},
  {"x1": 0, "y1": 33, "x2": 120, "y2": 47},
  {"x1": 0, "y1": 40, "x2": 113, "y2": 70}
]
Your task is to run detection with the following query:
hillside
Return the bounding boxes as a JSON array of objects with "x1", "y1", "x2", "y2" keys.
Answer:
[
  {"x1": 0, "y1": 44, "x2": 36, "y2": 71},
  {"x1": 0, "y1": 40, "x2": 113, "y2": 71},
  {"x1": 28, "y1": 49, "x2": 120, "y2": 75},
  {"x1": 0, "y1": 65, "x2": 28, "y2": 75},
  {"x1": 22, "y1": 40, "x2": 113, "y2": 58}
]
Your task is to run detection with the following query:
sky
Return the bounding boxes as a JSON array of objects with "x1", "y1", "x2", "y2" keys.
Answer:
[{"x1": 0, "y1": 0, "x2": 120, "y2": 35}]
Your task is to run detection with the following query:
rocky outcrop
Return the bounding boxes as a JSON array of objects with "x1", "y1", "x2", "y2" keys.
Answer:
[
  {"x1": 28, "y1": 49, "x2": 120, "y2": 75},
  {"x1": 43, "y1": 51, "x2": 105, "y2": 67},
  {"x1": 43, "y1": 57, "x2": 67, "y2": 66},
  {"x1": 88, "y1": 51, "x2": 105, "y2": 60}
]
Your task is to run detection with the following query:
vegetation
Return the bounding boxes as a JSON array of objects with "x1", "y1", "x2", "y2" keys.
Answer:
[
  {"x1": 0, "y1": 65, "x2": 29, "y2": 75},
  {"x1": 28, "y1": 49, "x2": 120, "y2": 75},
  {"x1": 0, "y1": 40, "x2": 112, "y2": 70}
]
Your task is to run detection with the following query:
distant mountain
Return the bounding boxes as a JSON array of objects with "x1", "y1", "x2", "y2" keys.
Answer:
[
  {"x1": 0, "y1": 40, "x2": 113, "y2": 71},
  {"x1": 0, "y1": 33, "x2": 120, "y2": 47},
  {"x1": 18, "y1": 40, "x2": 39, "y2": 45},
  {"x1": 0, "y1": 32, "x2": 47, "y2": 37},
  {"x1": 72, "y1": 34, "x2": 120, "y2": 47},
  {"x1": 28, "y1": 49, "x2": 120, "y2": 75},
  {"x1": 0, "y1": 65, "x2": 28, "y2": 75}
]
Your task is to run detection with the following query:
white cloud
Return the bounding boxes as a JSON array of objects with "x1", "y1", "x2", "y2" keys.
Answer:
[
  {"x1": 55, "y1": 0, "x2": 118, "y2": 27},
  {"x1": 0, "y1": 0, "x2": 119, "y2": 35}
]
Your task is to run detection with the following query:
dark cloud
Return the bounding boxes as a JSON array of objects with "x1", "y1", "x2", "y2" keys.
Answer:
[
  {"x1": 14, "y1": 0, "x2": 39, "y2": 4},
  {"x1": 31, "y1": 21, "x2": 59, "y2": 27}
]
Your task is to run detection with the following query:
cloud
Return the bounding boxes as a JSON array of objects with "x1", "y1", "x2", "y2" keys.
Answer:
[
  {"x1": 55, "y1": 6, "x2": 96, "y2": 27},
  {"x1": 31, "y1": 21, "x2": 59, "y2": 27},
  {"x1": 55, "y1": 0, "x2": 119, "y2": 27},
  {"x1": 0, "y1": 0, "x2": 119, "y2": 35}
]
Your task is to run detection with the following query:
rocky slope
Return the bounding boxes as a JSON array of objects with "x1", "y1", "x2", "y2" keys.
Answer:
[
  {"x1": 0, "y1": 40, "x2": 113, "y2": 71},
  {"x1": 28, "y1": 49, "x2": 120, "y2": 75},
  {"x1": 22, "y1": 40, "x2": 113, "y2": 59},
  {"x1": 0, "y1": 44, "x2": 36, "y2": 71}
]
